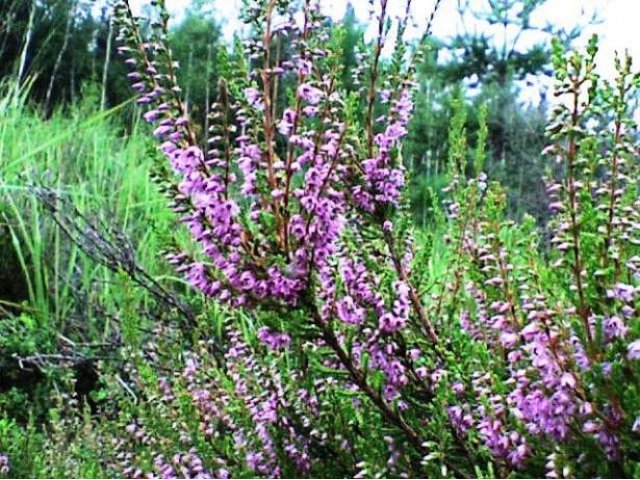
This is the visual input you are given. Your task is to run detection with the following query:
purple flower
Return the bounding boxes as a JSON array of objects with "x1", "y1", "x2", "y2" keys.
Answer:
[
  {"x1": 521, "y1": 322, "x2": 540, "y2": 341},
  {"x1": 153, "y1": 125, "x2": 174, "y2": 138},
  {"x1": 603, "y1": 316, "x2": 628, "y2": 342},
  {"x1": 216, "y1": 468, "x2": 230, "y2": 479},
  {"x1": 297, "y1": 59, "x2": 313, "y2": 76},
  {"x1": 336, "y1": 296, "x2": 365, "y2": 325},
  {"x1": 632, "y1": 416, "x2": 640, "y2": 432},
  {"x1": 257, "y1": 326, "x2": 291, "y2": 350},
  {"x1": 607, "y1": 283, "x2": 637, "y2": 303},
  {"x1": 627, "y1": 339, "x2": 640, "y2": 360},
  {"x1": 302, "y1": 105, "x2": 319, "y2": 117},
  {"x1": 384, "y1": 122, "x2": 407, "y2": 142},
  {"x1": 549, "y1": 201, "x2": 564, "y2": 212},
  {"x1": 297, "y1": 83, "x2": 324, "y2": 105},
  {"x1": 448, "y1": 405, "x2": 473, "y2": 435},
  {"x1": 183, "y1": 357, "x2": 198, "y2": 379},
  {"x1": 0, "y1": 454, "x2": 9, "y2": 474},
  {"x1": 244, "y1": 87, "x2": 264, "y2": 110},
  {"x1": 278, "y1": 108, "x2": 297, "y2": 136},
  {"x1": 143, "y1": 109, "x2": 160, "y2": 123}
]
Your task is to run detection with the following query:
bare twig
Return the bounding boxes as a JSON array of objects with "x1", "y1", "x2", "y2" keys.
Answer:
[{"x1": 28, "y1": 185, "x2": 196, "y2": 326}]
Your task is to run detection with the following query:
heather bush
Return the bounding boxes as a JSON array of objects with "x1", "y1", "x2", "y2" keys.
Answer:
[
  {"x1": 2, "y1": 0, "x2": 631, "y2": 478},
  {"x1": 0, "y1": 9, "x2": 636, "y2": 480}
]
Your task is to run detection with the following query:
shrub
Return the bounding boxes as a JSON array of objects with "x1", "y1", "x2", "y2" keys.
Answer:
[{"x1": 112, "y1": 0, "x2": 640, "y2": 477}]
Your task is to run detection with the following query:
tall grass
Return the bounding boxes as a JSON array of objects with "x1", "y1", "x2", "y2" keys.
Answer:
[
  {"x1": 0, "y1": 82, "x2": 181, "y2": 356},
  {"x1": 0, "y1": 83, "x2": 214, "y2": 479}
]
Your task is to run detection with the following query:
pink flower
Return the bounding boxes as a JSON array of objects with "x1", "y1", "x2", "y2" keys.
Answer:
[
  {"x1": 297, "y1": 83, "x2": 324, "y2": 105},
  {"x1": 627, "y1": 339, "x2": 640, "y2": 360}
]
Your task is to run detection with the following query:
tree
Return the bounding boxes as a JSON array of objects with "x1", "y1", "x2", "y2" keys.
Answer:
[
  {"x1": 407, "y1": 0, "x2": 598, "y2": 223},
  {"x1": 339, "y1": 2, "x2": 364, "y2": 92},
  {"x1": 0, "y1": 0, "x2": 100, "y2": 107},
  {"x1": 442, "y1": 0, "x2": 597, "y2": 85},
  {"x1": 169, "y1": 7, "x2": 222, "y2": 133}
]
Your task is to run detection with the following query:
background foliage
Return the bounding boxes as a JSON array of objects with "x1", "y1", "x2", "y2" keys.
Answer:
[{"x1": 1, "y1": 0, "x2": 639, "y2": 479}]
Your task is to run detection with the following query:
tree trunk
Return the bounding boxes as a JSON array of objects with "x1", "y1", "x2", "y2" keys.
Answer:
[
  {"x1": 17, "y1": 0, "x2": 36, "y2": 86},
  {"x1": 100, "y1": 14, "x2": 114, "y2": 111},
  {"x1": 0, "y1": 0, "x2": 19, "y2": 62},
  {"x1": 70, "y1": 61, "x2": 76, "y2": 103},
  {"x1": 45, "y1": 1, "x2": 76, "y2": 116}
]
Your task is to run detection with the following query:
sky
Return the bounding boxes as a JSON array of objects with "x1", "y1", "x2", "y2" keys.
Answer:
[{"x1": 129, "y1": 0, "x2": 640, "y2": 81}]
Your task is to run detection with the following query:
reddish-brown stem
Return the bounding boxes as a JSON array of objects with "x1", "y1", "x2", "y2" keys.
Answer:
[
  {"x1": 282, "y1": 0, "x2": 312, "y2": 254},
  {"x1": 488, "y1": 222, "x2": 520, "y2": 329},
  {"x1": 261, "y1": 0, "x2": 277, "y2": 191},
  {"x1": 365, "y1": 0, "x2": 388, "y2": 158},
  {"x1": 212, "y1": 81, "x2": 234, "y2": 200},
  {"x1": 121, "y1": 1, "x2": 204, "y2": 172},
  {"x1": 565, "y1": 76, "x2": 592, "y2": 346},
  {"x1": 432, "y1": 187, "x2": 475, "y2": 324},
  {"x1": 603, "y1": 117, "x2": 623, "y2": 280},
  {"x1": 309, "y1": 304, "x2": 468, "y2": 477},
  {"x1": 310, "y1": 307, "x2": 425, "y2": 451},
  {"x1": 383, "y1": 229, "x2": 439, "y2": 345},
  {"x1": 260, "y1": 0, "x2": 288, "y2": 251}
]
